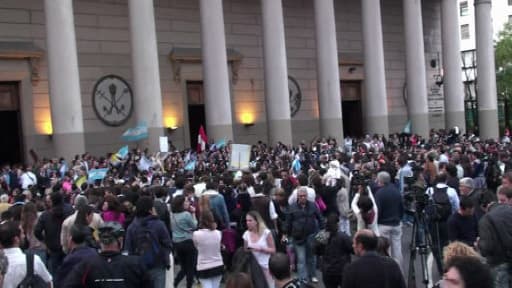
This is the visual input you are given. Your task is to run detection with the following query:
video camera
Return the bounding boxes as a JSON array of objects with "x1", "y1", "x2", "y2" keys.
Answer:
[
  {"x1": 403, "y1": 162, "x2": 428, "y2": 214},
  {"x1": 350, "y1": 169, "x2": 371, "y2": 187}
]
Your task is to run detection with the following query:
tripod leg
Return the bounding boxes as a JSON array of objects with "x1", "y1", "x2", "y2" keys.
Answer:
[{"x1": 408, "y1": 221, "x2": 418, "y2": 288}]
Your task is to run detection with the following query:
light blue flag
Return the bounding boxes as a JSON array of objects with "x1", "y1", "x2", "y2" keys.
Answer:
[
  {"x1": 403, "y1": 120, "x2": 411, "y2": 134},
  {"x1": 185, "y1": 161, "x2": 196, "y2": 171},
  {"x1": 122, "y1": 122, "x2": 148, "y2": 142},
  {"x1": 88, "y1": 168, "x2": 109, "y2": 181},
  {"x1": 215, "y1": 139, "x2": 226, "y2": 149},
  {"x1": 117, "y1": 145, "x2": 129, "y2": 159}
]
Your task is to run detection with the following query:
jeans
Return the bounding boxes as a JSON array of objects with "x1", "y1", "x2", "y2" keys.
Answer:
[
  {"x1": 339, "y1": 217, "x2": 351, "y2": 236},
  {"x1": 492, "y1": 263, "x2": 511, "y2": 288},
  {"x1": 378, "y1": 224, "x2": 403, "y2": 270},
  {"x1": 323, "y1": 274, "x2": 342, "y2": 288},
  {"x1": 174, "y1": 240, "x2": 197, "y2": 288},
  {"x1": 429, "y1": 221, "x2": 448, "y2": 274},
  {"x1": 293, "y1": 235, "x2": 315, "y2": 282},
  {"x1": 148, "y1": 267, "x2": 166, "y2": 288},
  {"x1": 199, "y1": 275, "x2": 223, "y2": 288},
  {"x1": 47, "y1": 250, "x2": 65, "y2": 275}
]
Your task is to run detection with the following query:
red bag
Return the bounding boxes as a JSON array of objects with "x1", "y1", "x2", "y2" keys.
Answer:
[{"x1": 221, "y1": 228, "x2": 237, "y2": 254}]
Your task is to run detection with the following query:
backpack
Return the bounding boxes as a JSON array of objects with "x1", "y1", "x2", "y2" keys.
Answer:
[
  {"x1": 431, "y1": 187, "x2": 452, "y2": 222},
  {"x1": 17, "y1": 251, "x2": 47, "y2": 288},
  {"x1": 134, "y1": 221, "x2": 162, "y2": 269}
]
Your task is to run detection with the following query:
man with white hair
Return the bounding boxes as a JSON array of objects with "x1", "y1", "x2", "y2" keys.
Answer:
[
  {"x1": 375, "y1": 171, "x2": 404, "y2": 270},
  {"x1": 459, "y1": 177, "x2": 486, "y2": 220}
]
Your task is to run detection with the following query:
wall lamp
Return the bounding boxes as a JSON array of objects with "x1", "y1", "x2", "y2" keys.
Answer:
[
  {"x1": 241, "y1": 113, "x2": 255, "y2": 127},
  {"x1": 164, "y1": 117, "x2": 178, "y2": 133},
  {"x1": 43, "y1": 121, "x2": 53, "y2": 140}
]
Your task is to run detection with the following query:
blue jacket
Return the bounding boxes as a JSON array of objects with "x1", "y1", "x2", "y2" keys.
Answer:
[
  {"x1": 125, "y1": 215, "x2": 173, "y2": 269},
  {"x1": 55, "y1": 245, "x2": 97, "y2": 287},
  {"x1": 375, "y1": 183, "x2": 404, "y2": 226}
]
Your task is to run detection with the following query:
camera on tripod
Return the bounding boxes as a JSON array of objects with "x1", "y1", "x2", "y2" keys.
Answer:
[{"x1": 403, "y1": 162, "x2": 428, "y2": 215}]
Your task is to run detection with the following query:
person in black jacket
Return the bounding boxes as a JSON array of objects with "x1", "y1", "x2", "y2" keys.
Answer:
[
  {"x1": 342, "y1": 229, "x2": 406, "y2": 288},
  {"x1": 284, "y1": 187, "x2": 324, "y2": 284},
  {"x1": 125, "y1": 196, "x2": 172, "y2": 288},
  {"x1": 64, "y1": 221, "x2": 149, "y2": 288},
  {"x1": 34, "y1": 191, "x2": 74, "y2": 274},
  {"x1": 321, "y1": 214, "x2": 353, "y2": 288}
]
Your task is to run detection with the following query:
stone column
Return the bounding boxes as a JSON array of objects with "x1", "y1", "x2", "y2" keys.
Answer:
[
  {"x1": 44, "y1": 0, "x2": 85, "y2": 161},
  {"x1": 261, "y1": 0, "x2": 293, "y2": 145},
  {"x1": 199, "y1": 0, "x2": 234, "y2": 142},
  {"x1": 403, "y1": 0, "x2": 429, "y2": 137},
  {"x1": 128, "y1": 0, "x2": 164, "y2": 152},
  {"x1": 441, "y1": 0, "x2": 466, "y2": 132},
  {"x1": 361, "y1": 0, "x2": 389, "y2": 135},
  {"x1": 475, "y1": 0, "x2": 499, "y2": 139},
  {"x1": 314, "y1": 0, "x2": 344, "y2": 143}
]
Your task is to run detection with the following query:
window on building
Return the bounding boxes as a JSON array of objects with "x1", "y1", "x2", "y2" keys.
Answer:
[
  {"x1": 509, "y1": 15, "x2": 512, "y2": 23},
  {"x1": 509, "y1": 0, "x2": 512, "y2": 6},
  {"x1": 461, "y1": 24, "x2": 470, "y2": 40},
  {"x1": 460, "y1": 1, "x2": 469, "y2": 16}
]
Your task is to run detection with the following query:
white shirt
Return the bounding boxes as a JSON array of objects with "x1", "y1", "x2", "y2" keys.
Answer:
[
  {"x1": 3, "y1": 248, "x2": 52, "y2": 288},
  {"x1": 288, "y1": 186, "x2": 316, "y2": 205},
  {"x1": 20, "y1": 172, "x2": 37, "y2": 190}
]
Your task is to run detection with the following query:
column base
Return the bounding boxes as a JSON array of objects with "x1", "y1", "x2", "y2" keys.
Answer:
[
  {"x1": 445, "y1": 110, "x2": 466, "y2": 133},
  {"x1": 479, "y1": 109, "x2": 499, "y2": 139},
  {"x1": 410, "y1": 113, "x2": 430, "y2": 138},
  {"x1": 364, "y1": 115, "x2": 389, "y2": 136},
  {"x1": 321, "y1": 118, "x2": 344, "y2": 144},
  {"x1": 268, "y1": 119, "x2": 293, "y2": 145},
  {"x1": 206, "y1": 124, "x2": 234, "y2": 143},
  {"x1": 53, "y1": 132, "x2": 85, "y2": 162}
]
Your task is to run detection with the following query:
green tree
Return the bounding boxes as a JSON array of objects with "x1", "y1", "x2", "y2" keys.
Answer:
[{"x1": 496, "y1": 22, "x2": 512, "y2": 97}]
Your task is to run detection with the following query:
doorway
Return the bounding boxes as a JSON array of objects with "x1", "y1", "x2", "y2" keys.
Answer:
[
  {"x1": 341, "y1": 81, "x2": 363, "y2": 137},
  {"x1": 0, "y1": 82, "x2": 23, "y2": 164},
  {"x1": 186, "y1": 81, "x2": 206, "y2": 149}
]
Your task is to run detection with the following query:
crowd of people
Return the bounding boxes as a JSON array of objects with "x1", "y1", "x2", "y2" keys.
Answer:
[{"x1": 0, "y1": 128, "x2": 510, "y2": 288}]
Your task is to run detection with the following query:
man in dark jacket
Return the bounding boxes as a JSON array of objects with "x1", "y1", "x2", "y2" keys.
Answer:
[
  {"x1": 375, "y1": 171, "x2": 404, "y2": 270},
  {"x1": 34, "y1": 191, "x2": 74, "y2": 274},
  {"x1": 125, "y1": 196, "x2": 172, "y2": 288},
  {"x1": 478, "y1": 203, "x2": 512, "y2": 288},
  {"x1": 342, "y1": 229, "x2": 406, "y2": 288},
  {"x1": 54, "y1": 225, "x2": 97, "y2": 286},
  {"x1": 64, "y1": 221, "x2": 149, "y2": 288},
  {"x1": 285, "y1": 187, "x2": 323, "y2": 284}
]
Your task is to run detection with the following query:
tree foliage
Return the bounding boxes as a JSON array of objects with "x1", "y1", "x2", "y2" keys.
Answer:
[{"x1": 495, "y1": 22, "x2": 512, "y2": 97}]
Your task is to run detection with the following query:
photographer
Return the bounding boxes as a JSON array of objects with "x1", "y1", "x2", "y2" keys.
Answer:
[
  {"x1": 351, "y1": 174, "x2": 379, "y2": 236},
  {"x1": 426, "y1": 173, "x2": 460, "y2": 273}
]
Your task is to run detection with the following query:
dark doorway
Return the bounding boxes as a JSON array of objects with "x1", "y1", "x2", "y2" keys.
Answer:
[
  {"x1": 186, "y1": 81, "x2": 206, "y2": 149},
  {"x1": 341, "y1": 81, "x2": 363, "y2": 137},
  {"x1": 0, "y1": 82, "x2": 23, "y2": 165}
]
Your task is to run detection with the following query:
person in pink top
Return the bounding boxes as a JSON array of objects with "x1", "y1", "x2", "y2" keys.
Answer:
[{"x1": 101, "y1": 194, "x2": 126, "y2": 226}]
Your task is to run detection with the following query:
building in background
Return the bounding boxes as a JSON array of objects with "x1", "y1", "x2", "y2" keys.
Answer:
[
  {"x1": 458, "y1": 0, "x2": 512, "y2": 133},
  {"x1": 0, "y1": 0, "x2": 499, "y2": 163}
]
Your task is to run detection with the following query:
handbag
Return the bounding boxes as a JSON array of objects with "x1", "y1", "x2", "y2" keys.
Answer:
[{"x1": 315, "y1": 196, "x2": 327, "y2": 212}]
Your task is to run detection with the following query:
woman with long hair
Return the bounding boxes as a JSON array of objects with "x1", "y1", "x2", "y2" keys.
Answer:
[
  {"x1": 21, "y1": 202, "x2": 47, "y2": 263},
  {"x1": 171, "y1": 195, "x2": 197, "y2": 288},
  {"x1": 243, "y1": 210, "x2": 276, "y2": 288},
  {"x1": 100, "y1": 194, "x2": 125, "y2": 226},
  {"x1": 225, "y1": 272, "x2": 253, "y2": 288},
  {"x1": 192, "y1": 210, "x2": 224, "y2": 288}
]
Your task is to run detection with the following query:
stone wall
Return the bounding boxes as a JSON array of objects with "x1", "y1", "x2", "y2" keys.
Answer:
[{"x1": 0, "y1": 0, "x2": 443, "y2": 158}]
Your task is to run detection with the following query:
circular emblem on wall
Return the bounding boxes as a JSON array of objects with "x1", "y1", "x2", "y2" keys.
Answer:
[
  {"x1": 92, "y1": 75, "x2": 133, "y2": 127},
  {"x1": 288, "y1": 76, "x2": 302, "y2": 117}
]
